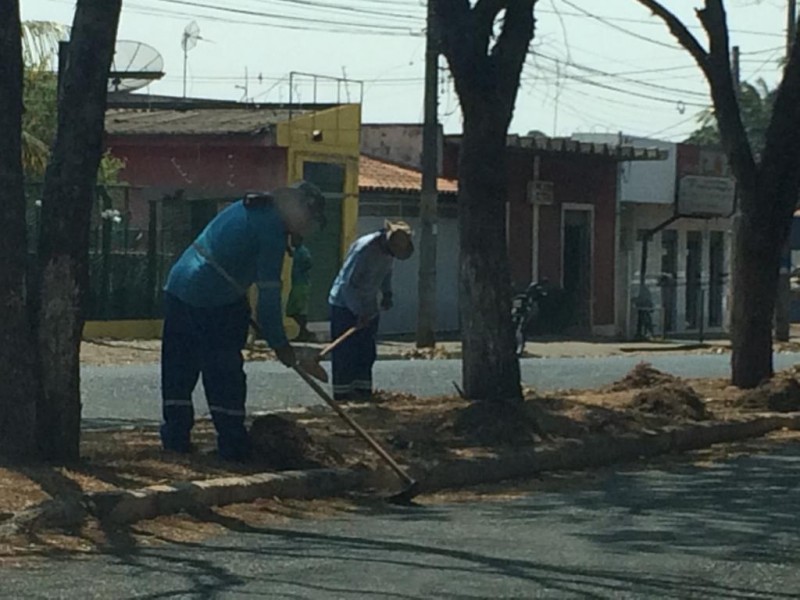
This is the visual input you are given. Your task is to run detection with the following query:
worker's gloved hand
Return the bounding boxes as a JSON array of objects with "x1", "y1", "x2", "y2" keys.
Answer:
[
  {"x1": 356, "y1": 314, "x2": 374, "y2": 330},
  {"x1": 380, "y1": 293, "x2": 393, "y2": 311},
  {"x1": 274, "y1": 344, "x2": 297, "y2": 368}
]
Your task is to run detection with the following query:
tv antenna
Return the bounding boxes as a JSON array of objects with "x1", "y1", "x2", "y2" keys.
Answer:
[
  {"x1": 108, "y1": 40, "x2": 164, "y2": 93},
  {"x1": 181, "y1": 21, "x2": 203, "y2": 98},
  {"x1": 235, "y1": 67, "x2": 250, "y2": 102}
]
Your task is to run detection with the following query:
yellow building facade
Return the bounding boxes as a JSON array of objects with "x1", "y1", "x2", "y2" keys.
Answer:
[{"x1": 84, "y1": 103, "x2": 361, "y2": 340}]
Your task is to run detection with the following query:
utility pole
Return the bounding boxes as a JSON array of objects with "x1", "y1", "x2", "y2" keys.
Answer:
[
  {"x1": 728, "y1": 46, "x2": 740, "y2": 335},
  {"x1": 416, "y1": 0, "x2": 439, "y2": 348},
  {"x1": 775, "y1": 0, "x2": 796, "y2": 342}
]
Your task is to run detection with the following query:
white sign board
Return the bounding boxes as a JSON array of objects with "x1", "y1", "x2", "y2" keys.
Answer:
[
  {"x1": 528, "y1": 180, "x2": 554, "y2": 205},
  {"x1": 677, "y1": 175, "x2": 736, "y2": 217}
]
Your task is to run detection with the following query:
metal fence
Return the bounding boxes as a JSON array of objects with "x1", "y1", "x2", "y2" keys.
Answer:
[
  {"x1": 25, "y1": 184, "x2": 223, "y2": 321},
  {"x1": 631, "y1": 277, "x2": 731, "y2": 341}
]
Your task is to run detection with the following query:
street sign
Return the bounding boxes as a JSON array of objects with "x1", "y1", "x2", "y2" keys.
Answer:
[
  {"x1": 528, "y1": 180, "x2": 554, "y2": 205},
  {"x1": 677, "y1": 175, "x2": 736, "y2": 218}
]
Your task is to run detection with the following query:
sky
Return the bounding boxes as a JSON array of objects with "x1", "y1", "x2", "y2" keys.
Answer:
[{"x1": 21, "y1": 0, "x2": 791, "y2": 142}]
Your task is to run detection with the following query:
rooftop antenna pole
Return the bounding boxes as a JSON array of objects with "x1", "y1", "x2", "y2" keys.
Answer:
[
  {"x1": 236, "y1": 67, "x2": 249, "y2": 102},
  {"x1": 181, "y1": 21, "x2": 201, "y2": 99}
]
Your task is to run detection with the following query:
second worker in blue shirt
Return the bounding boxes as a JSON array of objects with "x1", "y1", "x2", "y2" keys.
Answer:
[{"x1": 328, "y1": 220, "x2": 414, "y2": 402}]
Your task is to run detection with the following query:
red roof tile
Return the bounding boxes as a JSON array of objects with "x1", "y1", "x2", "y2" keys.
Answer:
[{"x1": 359, "y1": 155, "x2": 458, "y2": 195}]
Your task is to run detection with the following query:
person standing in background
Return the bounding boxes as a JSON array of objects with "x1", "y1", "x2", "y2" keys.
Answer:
[{"x1": 286, "y1": 234, "x2": 314, "y2": 342}]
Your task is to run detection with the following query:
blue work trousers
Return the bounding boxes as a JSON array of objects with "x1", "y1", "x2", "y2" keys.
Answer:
[
  {"x1": 160, "y1": 293, "x2": 251, "y2": 461},
  {"x1": 330, "y1": 304, "x2": 379, "y2": 401}
]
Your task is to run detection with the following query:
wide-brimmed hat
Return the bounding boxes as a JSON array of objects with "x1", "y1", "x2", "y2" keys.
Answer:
[{"x1": 384, "y1": 220, "x2": 414, "y2": 260}]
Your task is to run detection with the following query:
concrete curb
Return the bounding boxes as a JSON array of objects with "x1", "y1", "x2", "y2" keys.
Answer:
[
  {"x1": 5, "y1": 413, "x2": 799, "y2": 531},
  {"x1": 84, "y1": 467, "x2": 367, "y2": 525},
  {"x1": 413, "y1": 414, "x2": 800, "y2": 491}
]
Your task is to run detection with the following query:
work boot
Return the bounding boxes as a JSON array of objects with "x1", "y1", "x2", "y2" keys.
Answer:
[{"x1": 160, "y1": 423, "x2": 193, "y2": 454}]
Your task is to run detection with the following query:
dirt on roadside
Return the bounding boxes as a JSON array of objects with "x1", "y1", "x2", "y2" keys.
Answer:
[{"x1": 3, "y1": 362, "x2": 800, "y2": 559}]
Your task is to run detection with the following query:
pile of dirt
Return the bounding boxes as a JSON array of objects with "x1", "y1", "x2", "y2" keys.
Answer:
[
  {"x1": 628, "y1": 382, "x2": 710, "y2": 421},
  {"x1": 249, "y1": 415, "x2": 341, "y2": 470},
  {"x1": 611, "y1": 362, "x2": 679, "y2": 391},
  {"x1": 452, "y1": 399, "x2": 541, "y2": 447},
  {"x1": 735, "y1": 377, "x2": 800, "y2": 412}
]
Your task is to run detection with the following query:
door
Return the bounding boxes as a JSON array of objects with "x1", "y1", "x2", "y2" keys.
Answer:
[
  {"x1": 562, "y1": 209, "x2": 592, "y2": 332},
  {"x1": 685, "y1": 231, "x2": 703, "y2": 330},
  {"x1": 301, "y1": 160, "x2": 345, "y2": 321},
  {"x1": 708, "y1": 231, "x2": 725, "y2": 327},
  {"x1": 660, "y1": 229, "x2": 678, "y2": 333}
]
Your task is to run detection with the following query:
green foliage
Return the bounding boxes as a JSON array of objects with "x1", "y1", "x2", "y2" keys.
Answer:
[
  {"x1": 685, "y1": 79, "x2": 776, "y2": 154},
  {"x1": 22, "y1": 69, "x2": 57, "y2": 178},
  {"x1": 97, "y1": 152, "x2": 127, "y2": 184},
  {"x1": 20, "y1": 20, "x2": 124, "y2": 183}
]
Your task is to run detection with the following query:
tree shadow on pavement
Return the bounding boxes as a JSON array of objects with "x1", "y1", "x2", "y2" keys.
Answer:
[
  {"x1": 7, "y1": 444, "x2": 800, "y2": 599},
  {"x1": 75, "y1": 495, "x2": 797, "y2": 600},
  {"x1": 495, "y1": 443, "x2": 800, "y2": 569}
]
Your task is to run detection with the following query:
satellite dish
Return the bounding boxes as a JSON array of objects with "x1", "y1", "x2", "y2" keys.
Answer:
[
  {"x1": 181, "y1": 21, "x2": 204, "y2": 98},
  {"x1": 182, "y1": 20, "x2": 202, "y2": 52},
  {"x1": 109, "y1": 40, "x2": 165, "y2": 93}
]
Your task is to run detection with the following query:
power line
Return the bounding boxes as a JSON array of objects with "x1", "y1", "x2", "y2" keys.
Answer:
[
  {"x1": 137, "y1": 0, "x2": 421, "y2": 35},
  {"x1": 119, "y1": 0, "x2": 422, "y2": 36},
  {"x1": 525, "y1": 63, "x2": 709, "y2": 108},
  {"x1": 237, "y1": 0, "x2": 423, "y2": 23},
  {"x1": 154, "y1": 0, "x2": 415, "y2": 30},
  {"x1": 537, "y1": 4, "x2": 782, "y2": 38},
  {"x1": 559, "y1": 0, "x2": 685, "y2": 51},
  {"x1": 532, "y1": 51, "x2": 709, "y2": 98}
]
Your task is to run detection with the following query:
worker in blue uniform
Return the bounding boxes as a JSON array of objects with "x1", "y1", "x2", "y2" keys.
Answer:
[
  {"x1": 328, "y1": 220, "x2": 414, "y2": 402},
  {"x1": 160, "y1": 181, "x2": 325, "y2": 461}
]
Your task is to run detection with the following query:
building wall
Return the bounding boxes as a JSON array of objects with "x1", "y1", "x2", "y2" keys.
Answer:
[
  {"x1": 505, "y1": 152, "x2": 618, "y2": 332},
  {"x1": 278, "y1": 104, "x2": 362, "y2": 332},
  {"x1": 278, "y1": 104, "x2": 361, "y2": 258},
  {"x1": 571, "y1": 133, "x2": 677, "y2": 205},
  {"x1": 358, "y1": 192, "x2": 460, "y2": 335},
  {"x1": 619, "y1": 203, "x2": 732, "y2": 338},
  {"x1": 107, "y1": 135, "x2": 287, "y2": 193},
  {"x1": 92, "y1": 105, "x2": 363, "y2": 339},
  {"x1": 617, "y1": 141, "x2": 733, "y2": 338},
  {"x1": 360, "y1": 124, "x2": 443, "y2": 172}
]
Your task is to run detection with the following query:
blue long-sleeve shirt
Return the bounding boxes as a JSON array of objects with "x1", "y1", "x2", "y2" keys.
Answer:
[
  {"x1": 328, "y1": 230, "x2": 393, "y2": 318},
  {"x1": 164, "y1": 200, "x2": 288, "y2": 348}
]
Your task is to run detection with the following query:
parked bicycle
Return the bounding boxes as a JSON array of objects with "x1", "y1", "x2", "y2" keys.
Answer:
[{"x1": 512, "y1": 279, "x2": 551, "y2": 356}]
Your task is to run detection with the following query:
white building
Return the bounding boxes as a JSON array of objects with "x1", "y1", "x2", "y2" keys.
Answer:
[{"x1": 572, "y1": 133, "x2": 735, "y2": 340}]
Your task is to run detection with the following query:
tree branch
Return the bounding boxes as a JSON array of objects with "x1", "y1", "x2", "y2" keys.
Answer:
[
  {"x1": 638, "y1": 0, "x2": 756, "y2": 191},
  {"x1": 759, "y1": 13, "x2": 800, "y2": 222},
  {"x1": 695, "y1": 0, "x2": 756, "y2": 191},
  {"x1": 635, "y1": 0, "x2": 709, "y2": 69},
  {"x1": 491, "y1": 0, "x2": 536, "y2": 99},
  {"x1": 434, "y1": 0, "x2": 474, "y2": 84},
  {"x1": 473, "y1": 0, "x2": 507, "y2": 54}
]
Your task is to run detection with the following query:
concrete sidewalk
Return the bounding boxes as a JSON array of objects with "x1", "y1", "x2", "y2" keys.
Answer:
[
  {"x1": 302, "y1": 337, "x2": 735, "y2": 360},
  {"x1": 81, "y1": 334, "x2": 800, "y2": 366}
]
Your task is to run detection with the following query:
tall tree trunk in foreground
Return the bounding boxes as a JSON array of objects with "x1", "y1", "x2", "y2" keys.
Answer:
[
  {"x1": 36, "y1": 0, "x2": 122, "y2": 461},
  {"x1": 638, "y1": 0, "x2": 800, "y2": 387},
  {"x1": 0, "y1": 0, "x2": 39, "y2": 461},
  {"x1": 435, "y1": 0, "x2": 536, "y2": 401}
]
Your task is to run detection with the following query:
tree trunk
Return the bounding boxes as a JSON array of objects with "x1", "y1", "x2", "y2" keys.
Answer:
[
  {"x1": 36, "y1": 0, "x2": 122, "y2": 461},
  {"x1": 730, "y1": 190, "x2": 783, "y2": 388},
  {"x1": 459, "y1": 110, "x2": 522, "y2": 402},
  {"x1": 0, "y1": 0, "x2": 39, "y2": 461}
]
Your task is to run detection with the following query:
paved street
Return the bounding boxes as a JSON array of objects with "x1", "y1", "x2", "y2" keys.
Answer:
[
  {"x1": 5, "y1": 444, "x2": 800, "y2": 598},
  {"x1": 81, "y1": 353, "x2": 800, "y2": 429}
]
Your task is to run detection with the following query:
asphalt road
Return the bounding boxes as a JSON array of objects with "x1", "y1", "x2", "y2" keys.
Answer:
[
  {"x1": 81, "y1": 353, "x2": 800, "y2": 429},
  {"x1": 5, "y1": 444, "x2": 800, "y2": 598}
]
